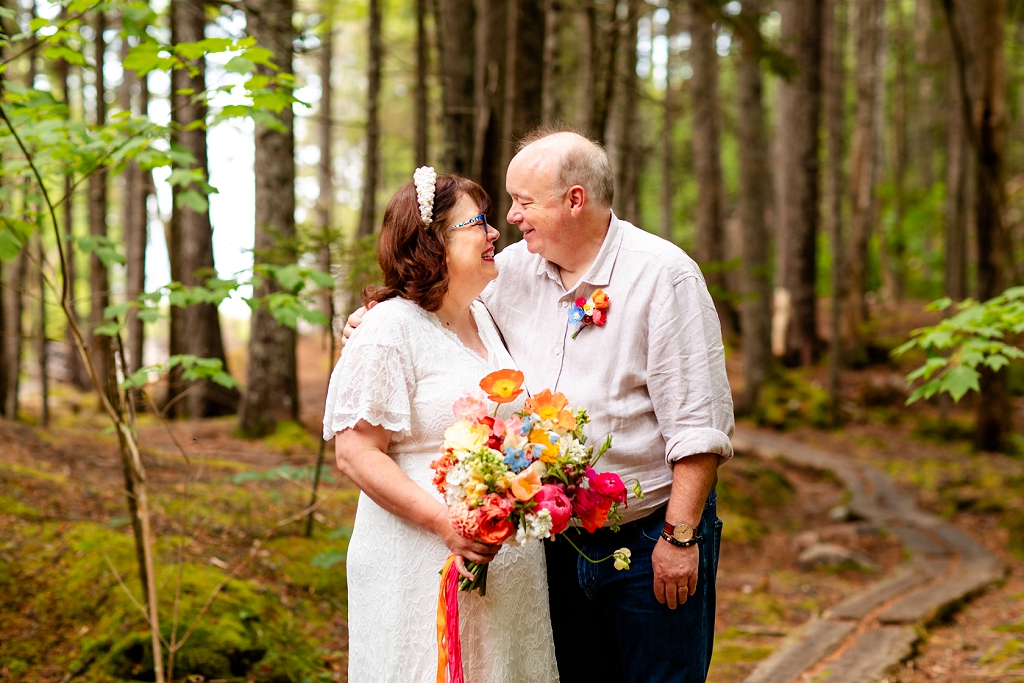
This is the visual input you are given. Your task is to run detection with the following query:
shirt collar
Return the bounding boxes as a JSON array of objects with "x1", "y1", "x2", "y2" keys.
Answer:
[{"x1": 536, "y1": 211, "x2": 623, "y2": 291}]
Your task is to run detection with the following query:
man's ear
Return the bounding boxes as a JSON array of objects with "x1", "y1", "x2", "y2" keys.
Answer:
[{"x1": 568, "y1": 185, "x2": 586, "y2": 217}]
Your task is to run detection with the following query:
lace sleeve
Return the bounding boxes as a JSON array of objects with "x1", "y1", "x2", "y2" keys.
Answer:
[{"x1": 322, "y1": 303, "x2": 416, "y2": 441}]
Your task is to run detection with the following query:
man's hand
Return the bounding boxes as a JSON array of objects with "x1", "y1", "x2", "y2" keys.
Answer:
[
  {"x1": 652, "y1": 539, "x2": 699, "y2": 609},
  {"x1": 342, "y1": 304, "x2": 373, "y2": 347}
]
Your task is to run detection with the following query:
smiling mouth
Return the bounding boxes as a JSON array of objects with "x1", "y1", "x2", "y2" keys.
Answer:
[{"x1": 482, "y1": 248, "x2": 495, "y2": 260}]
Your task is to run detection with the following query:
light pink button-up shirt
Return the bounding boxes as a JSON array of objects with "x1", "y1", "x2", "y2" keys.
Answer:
[{"x1": 481, "y1": 213, "x2": 734, "y2": 523}]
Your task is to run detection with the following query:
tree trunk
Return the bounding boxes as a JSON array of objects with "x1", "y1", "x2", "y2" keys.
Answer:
[
  {"x1": 824, "y1": 0, "x2": 846, "y2": 423},
  {"x1": 170, "y1": 0, "x2": 238, "y2": 418},
  {"x1": 497, "y1": 0, "x2": 544, "y2": 245},
  {"x1": 781, "y1": 0, "x2": 824, "y2": 365},
  {"x1": 960, "y1": 0, "x2": 1010, "y2": 449},
  {"x1": 771, "y1": 0, "x2": 795, "y2": 358},
  {"x1": 473, "y1": 0, "x2": 508, "y2": 230},
  {"x1": 540, "y1": 0, "x2": 559, "y2": 125},
  {"x1": 88, "y1": 9, "x2": 110, "y2": 396},
  {"x1": 358, "y1": 0, "x2": 382, "y2": 238},
  {"x1": 121, "y1": 27, "x2": 149, "y2": 383},
  {"x1": 55, "y1": 15, "x2": 88, "y2": 390},
  {"x1": 609, "y1": 0, "x2": 640, "y2": 223},
  {"x1": 689, "y1": 0, "x2": 735, "y2": 340},
  {"x1": 1, "y1": 251, "x2": 25, "y2": 419},
  {"x1": 889, "y1": 3, "x2": 908, "y2": 302},
  {"x1": 736, "y1": 0, "x2": 773, "y2": 413},
  {"x1": 844, "y1": 0, "x2": 883, "y2": 358},
  {"x1": 238, "y1": 0, "x2": 298, "y2": 437},
  {"x1": 576, "y1": 1, "x2": 598, "y2": 135},
  {"x1": 317, "y1": 4, "x2": 335, "y2": 325},
  {"x1": 415, "y1": 0, "x2": 429, "y2": 166},
  {"x1": 944, "y1": 48, "x2": 968, "y2": 299},
  {"x1": 436, "y1": 0, "x2": 475, "y2": 175},
  {"x1": 913, "y1": 0, "x2": 936, "y2": 192},
  {"x1": 659, "y1": 3, "x2": 681, "y2": 243}
]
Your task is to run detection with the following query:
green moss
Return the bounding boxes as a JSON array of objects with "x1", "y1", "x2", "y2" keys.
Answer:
[
  {"x1": 751, "y1": 372, "x2": 832, "y2": 430},
  {"x1": 264, "y1": 420, "x2": 318, "y2": 455},
  {"x1": 719, "y1": 511, "x2": 768, "y2": 543},
  {"x1": 0, "y1": 495, "x2": 38, "y2": 516}
]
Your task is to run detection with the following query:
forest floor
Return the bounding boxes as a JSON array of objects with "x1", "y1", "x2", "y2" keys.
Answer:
[{"x1": 1, "y1": 305, "x2": 1023, "y2": 683}]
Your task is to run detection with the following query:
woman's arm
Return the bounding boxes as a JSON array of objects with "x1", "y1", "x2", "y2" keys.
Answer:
[{"x1": 335, "y1": 420, "x2": 500, "y2": 577}]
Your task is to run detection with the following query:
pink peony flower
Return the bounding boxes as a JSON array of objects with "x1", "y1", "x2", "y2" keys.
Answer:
[
  {"x1": 586, "y1": 467, "x2": 627, "y2": 504},
  {"x1": 534, "y1": 484, "x2": 573, "y2": 535},
  {"x1": 453, "y1": 392, "x2": 488, "y2": 420}
]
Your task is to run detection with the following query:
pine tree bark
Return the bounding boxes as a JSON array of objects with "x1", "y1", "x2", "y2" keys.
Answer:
[
  {"x1": 771, "y1": 0, "x2": 795, "y2": 358},
  {"x1": 121, "y1": 29, "x2": 149, "y2": 380},
  {"x1": 890, "y1": 3, "x2": 908, "y2": 301},
  {"x1": 659, "y1": 3, "x2": 682, "y2": 243},
  {"x1": 540, "y1": 0, "x2": 559, "y2": 125},
  {"x1": 944, "y1": 49, "x2": 968, "y2": 299},
  {"x1": 689, "y1": 0, "x2": 735, "y2": 339},
  {"x1": 415, "y1": 0, "x2": 429, "y2": 166},
  {"x1": 436, "y1": 0, "x2": 475, "y2": 175},
  {"x1": 1, "y1": 251, "x2": 25, "y2": 418},
  {"x1": 238, "y1": 0, "x2": 298, "y2": 437},
  {"x1": 55, "y1": 13, "x2": 88, "y2": 390},
  {"x1": 844, "y1": 0, "x2": 884, "y2": 357},
  {"x1": 609, "y1": 0, "x2": 640, "y2": 224},
  {"x1": 358, "y1": 0, "x2": 382, "y2": 238},
  {"x1": 473, "y1": 0, "x2": 508, "y2": 230},
  {"x1": 781, "y1": 0, "x2": 824, "y2": 365},
  {"x1": 736, "y1": 0, "x2": 773, "y2": 413},
  {"x1": 825, "y1": 0, "x2": 846, "y2": 421},
  {"x1": 88, "y1": 9, "x2": 110, "y2": 396},
  {"x1": 170, "y1": 0, "x2": 238, "y2": 418},
  {"x1": 317, "y1": 5, "x2": 335, "y2": 324},
  {"x1": 498, "y1": 0, "x2": 544, "y2": 245}
]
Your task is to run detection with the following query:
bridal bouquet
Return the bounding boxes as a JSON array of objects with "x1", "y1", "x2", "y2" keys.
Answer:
[{"x1": 430, "y1": 369, "x2": 639, "y2": 594}]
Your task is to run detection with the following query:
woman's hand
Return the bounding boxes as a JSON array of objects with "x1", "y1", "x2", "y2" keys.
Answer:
[
  {"x1": 433, "y1": 509, "x2": 501, "y2": 581},
  {"x1": 342, "y1": 303, "x2": 374, "y2": 347}
]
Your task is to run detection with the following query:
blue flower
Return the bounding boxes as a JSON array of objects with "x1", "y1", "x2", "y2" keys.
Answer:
[
  {"x1": 504, "y1": 448, "x2": 529, "y2": 473},
  {"x1": 520, "y1": 417, "x2": 533, "y2": 435},
  {"x1": 568, "y1": 305, "x2": 585, "y2": 324}
]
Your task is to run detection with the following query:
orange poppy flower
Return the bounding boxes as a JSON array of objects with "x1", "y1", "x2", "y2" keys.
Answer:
[
  {"x1": 479, "y1": 369, "x2": 525, "y2": 404},
  {"x1": 592, "y1": 289, "x2": 610, "y2": 309},
  {"x1": 529, "y1": 429, "x2": 561, "y2": 463},
  {"x1": 524, "y1": 389, "x2": 568, "y2": 421}
]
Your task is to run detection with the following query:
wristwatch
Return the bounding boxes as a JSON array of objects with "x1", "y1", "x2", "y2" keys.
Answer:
[{"x1": 660, "y1": 521, "x2": 702, "y2": 548}]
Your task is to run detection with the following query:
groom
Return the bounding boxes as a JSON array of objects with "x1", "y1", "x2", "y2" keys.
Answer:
[{"x1": 348, "y1": 127, "x2": 733, "y2": 682}]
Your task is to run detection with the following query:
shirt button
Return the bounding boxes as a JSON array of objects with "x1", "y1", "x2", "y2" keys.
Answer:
[{"x1": 561, "y1": 301, "x2": 568, "y2": 308}]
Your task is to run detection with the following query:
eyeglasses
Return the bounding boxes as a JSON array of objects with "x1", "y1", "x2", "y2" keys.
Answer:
[{"x1": 450, "y1": 213, "x2": 489, "y2": 236}]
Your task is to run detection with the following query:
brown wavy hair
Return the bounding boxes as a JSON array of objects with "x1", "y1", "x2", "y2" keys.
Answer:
[{"x1": 364, "y1": 174, "x2": 491, "y2": 312}]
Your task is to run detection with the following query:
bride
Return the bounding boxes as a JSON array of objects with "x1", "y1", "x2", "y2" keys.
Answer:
[{"x1": 322, "y1": 168, "x2": 559, "y2": 683}]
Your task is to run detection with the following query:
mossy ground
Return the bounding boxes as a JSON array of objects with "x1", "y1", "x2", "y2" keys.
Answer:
[{"x1": 0, "y1": 413, "x2": 353, "y2": 683}]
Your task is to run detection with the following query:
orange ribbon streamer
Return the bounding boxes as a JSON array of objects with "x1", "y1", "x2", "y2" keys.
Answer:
[{"x1": 436, "y1": 555, "x2": 464, "y2": 683}]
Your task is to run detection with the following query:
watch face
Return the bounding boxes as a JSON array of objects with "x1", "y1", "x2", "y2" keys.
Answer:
[{"x1": 673, "y1": 524, "x2": 694, "y2": 543}]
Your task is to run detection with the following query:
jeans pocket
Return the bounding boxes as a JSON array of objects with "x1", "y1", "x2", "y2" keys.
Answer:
[{"x1": 639, "y1": 510, "x2": 667, "y2": 543}]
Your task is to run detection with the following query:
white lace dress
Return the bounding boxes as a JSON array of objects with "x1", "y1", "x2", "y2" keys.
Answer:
[{"x1": 323, "y1": 297, "x2": 559, "y2": 683}]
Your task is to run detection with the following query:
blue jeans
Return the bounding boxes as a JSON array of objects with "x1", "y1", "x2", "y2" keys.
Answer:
[{"x1": 544, "y1": 490, "x2": 722, "y2": 683}]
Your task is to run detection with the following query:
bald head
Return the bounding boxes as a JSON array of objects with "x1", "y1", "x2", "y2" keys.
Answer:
[{"x1": 513, "y1": 129, "x2": 615, "y2": 209}]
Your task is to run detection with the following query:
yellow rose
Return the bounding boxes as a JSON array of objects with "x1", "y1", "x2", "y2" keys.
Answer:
[{"x1": 444, "y1": 419, "x2": 489, "y2": 454}]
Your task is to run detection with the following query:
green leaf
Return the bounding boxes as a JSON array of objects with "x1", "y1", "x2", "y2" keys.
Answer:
[
  {"x1": 224, "y1": 56, "x2": 256, "y2": 74},
  {"x1": 95, "y1": 321, "x2": 122, "y2": 337},
  {"x1": 984, "y1": 354, "x2": 1010, "y2": 371},
  {"x1": 0, "y1": 227, "x2": 23, "y2": 262},
  {"x1": 176, "y1": 189, "x2": 209, "y2": 214},
  {"x1": 211, "y1": 371, "x2": 242, "y2": 390},
  {"x1": 309, "y1": 268, "x2": 335, "y2": 289},
  {"x1": 138, "y1": 308, "x2": 161, "y2": 323},
  {"x1": 939, "y1": 365, "x2": 981, "y2": 402},
  {"x1": 43, "y1": 45, "x2": 86, "y2": 66}
]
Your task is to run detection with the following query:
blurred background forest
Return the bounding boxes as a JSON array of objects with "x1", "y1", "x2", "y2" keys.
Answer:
[{"x1": 1, "y1": 0, "x2": 1024, "y2": 681}]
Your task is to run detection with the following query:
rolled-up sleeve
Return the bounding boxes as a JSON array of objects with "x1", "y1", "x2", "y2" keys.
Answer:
[{"x1": 647, "y1": 274, "x2": 735, "y2": 465}]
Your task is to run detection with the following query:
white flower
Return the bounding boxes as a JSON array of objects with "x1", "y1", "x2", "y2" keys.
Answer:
[
  {"x1": 413, "y1": 166, "x2": 437, "y2": 225},
  {"x1": 613, "y1": 547, "x2": 632, "y2": 571}
]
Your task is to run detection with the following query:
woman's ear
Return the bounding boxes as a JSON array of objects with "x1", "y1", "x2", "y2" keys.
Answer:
[{"x1": 568, "y1": 185, "x2": 586, "y2": 217}]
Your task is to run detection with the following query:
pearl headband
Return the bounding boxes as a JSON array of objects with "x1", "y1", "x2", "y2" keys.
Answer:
[{"x1": 413, "y1": 166, "x2": 437, "y2": 226}]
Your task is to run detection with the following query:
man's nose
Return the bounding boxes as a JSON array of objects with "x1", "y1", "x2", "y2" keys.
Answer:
[{"x1": 507, "y1": 203, "x2": 522, "y2": 224}]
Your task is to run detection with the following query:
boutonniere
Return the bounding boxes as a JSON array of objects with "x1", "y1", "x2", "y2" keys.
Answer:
[{"x1": 568, "y1": 289, "x2": 610, "y2": 339}]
